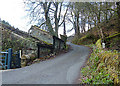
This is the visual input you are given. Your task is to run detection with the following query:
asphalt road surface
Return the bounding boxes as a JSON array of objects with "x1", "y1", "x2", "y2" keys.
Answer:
[{"x1": 2, "y1": 42, "x2": 89, "y2": 84}]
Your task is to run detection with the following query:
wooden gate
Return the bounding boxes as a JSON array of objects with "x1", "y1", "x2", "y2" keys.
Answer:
[{"x1": 0, "y1": 48, "x2": 21, "y2": 70}]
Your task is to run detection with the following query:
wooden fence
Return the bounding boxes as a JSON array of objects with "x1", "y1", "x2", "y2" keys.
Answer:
[{"x1": 0, "y1": 48, "x2": 21, "y2": 69}]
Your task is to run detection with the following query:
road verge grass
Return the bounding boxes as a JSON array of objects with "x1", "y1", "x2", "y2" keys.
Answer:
[{"x1": 80, "y1": 44, "x2": 120, "y2": 84}]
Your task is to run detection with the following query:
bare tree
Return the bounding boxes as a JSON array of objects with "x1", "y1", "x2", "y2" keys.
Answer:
[{"x1": 24, "y1": 0, "x2": 69, "y2": 37}]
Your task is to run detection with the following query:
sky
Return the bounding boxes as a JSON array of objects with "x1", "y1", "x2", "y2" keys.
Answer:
[{"x1": 0, "y1": 0, "x2": 33, "y2": 32}]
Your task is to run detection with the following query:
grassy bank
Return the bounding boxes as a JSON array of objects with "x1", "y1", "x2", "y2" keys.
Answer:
[{"x1": 80, "y1": 44, "x2": 120, "y2": 84}]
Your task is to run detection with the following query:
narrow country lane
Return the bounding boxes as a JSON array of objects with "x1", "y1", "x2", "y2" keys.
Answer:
[{"x1": 2, "y1": 42, "x2": 89, "y2": 84}]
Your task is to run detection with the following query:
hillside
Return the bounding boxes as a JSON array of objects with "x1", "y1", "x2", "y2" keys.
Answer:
[
  {"x1": 72, "y1": 15, "x2": 120, "y2": 51},
  {"x1": 71, "y1": 15, "x2": 120, "y2": 84}
]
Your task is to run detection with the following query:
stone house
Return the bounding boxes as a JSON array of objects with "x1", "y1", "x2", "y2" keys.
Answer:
[{"x1": 28, "y1": 25, "x2": 53, "y2": 44}]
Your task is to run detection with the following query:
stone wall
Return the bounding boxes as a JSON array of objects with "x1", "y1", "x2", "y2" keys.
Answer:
[
  {"x1": 29, "y1": 25, "x2": 53, "y2": 44},
  {"x1": 2, "y1": 28, "x2": 37, "y2": 53}
]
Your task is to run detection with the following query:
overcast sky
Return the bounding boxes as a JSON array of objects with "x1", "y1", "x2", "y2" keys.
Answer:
[{"x1": 0, "y1": 0, "x2": 32, "y2": 32}]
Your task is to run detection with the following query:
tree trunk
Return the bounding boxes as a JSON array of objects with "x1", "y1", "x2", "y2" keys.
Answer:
[
  {"x1": 116, "y1": 2, "x2": 120, "y2": 32},
  {"x1": 88, "y1": 16, "x2": 91, "y2": 30},
  {"x1": 97, "y1": 2, "x2": 104, "y2": 42},
  {"x1": 75, "y1": 13, "x2": 80, "y2": 37},
  {"x1": 105, "y1": 2, "x2": 108, "y2": 21},
  {"x1": 45, "y1": 13, "x2": 55, "y2": 36},
  {"x1": 54, "y1": 3, "x2": 59, "y2": 37},
  {"x1": 73, "y1": 21, "x2": 77, "y2": 34},
  {"x1": 63, "y1": 19, "x2": 66, "y2": 35},
  {"x1": 43, "y1": 3, "x2": 55, "y2": 36}
]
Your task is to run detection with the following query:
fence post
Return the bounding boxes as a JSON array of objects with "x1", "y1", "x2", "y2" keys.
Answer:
[
  {"x1": 37, "y1": 44, "x2": 40, "y2": 58},
  {"x1": 17, "y1": 50, "x2": 21, "y2": 68},
  {"x1": 19, "y1": 50, "x2": 21, "y2": 59},
  {"x1": 7, "y1": 48, "x2": 12, "y2": 69},
  {"x1": 59, "y1": 41, "x2": 61, "y2": 50},
  {"x1": 53, "y1": 36, "x2": 55, "y2": 49},
  {"x1": 64, "y1": 42, "x2": 66, "y2": 49},
  {"x1": 5, "y1": 50, "x2": 8, "y2": 66}
]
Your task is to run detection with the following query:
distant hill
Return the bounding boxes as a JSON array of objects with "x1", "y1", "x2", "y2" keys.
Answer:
[{"x1": 1, "y1": 20, "x2": 12, "y2": 27}]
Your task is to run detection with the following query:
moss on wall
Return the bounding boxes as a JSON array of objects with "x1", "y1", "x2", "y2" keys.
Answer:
[
  {"x1": 72, "y1": 33, "x2": 99, "y2": 45},
  {"x1": 29, "y1": 25, "x2": 53, "y2": 44}
]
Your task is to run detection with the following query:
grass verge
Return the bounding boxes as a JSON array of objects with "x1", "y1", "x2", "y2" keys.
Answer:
[{"x1": 80, "y1": 44, "x2": 120, "y2": 84}]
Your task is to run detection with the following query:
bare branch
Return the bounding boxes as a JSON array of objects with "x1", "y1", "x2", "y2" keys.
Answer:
[
  {"x1": 67, "y1": 28, "x2": 74, "y2": 33},
  {"x1": 49, "y1": 8, "x2": 55, "y2": 12},
  {"x1": 66, "y1": 17, "x2": 73, "y2": 24},
  {"x1": 58, "y1": 2, "x2": 63, "y2": 20},
  {"x1": 38, "y1": 21, "x2": 46, "y2": 28},
  {"x1": 59, "y1": 3, "x2": 69, "y2": 27}
]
